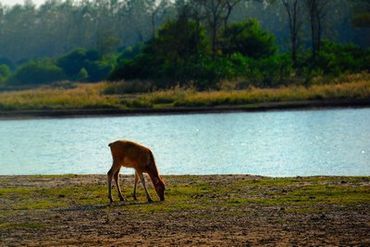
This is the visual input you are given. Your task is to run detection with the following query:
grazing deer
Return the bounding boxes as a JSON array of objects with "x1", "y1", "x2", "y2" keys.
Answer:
[{"x1": 107, "y1": 140, "x2": 165, "y2": 204}]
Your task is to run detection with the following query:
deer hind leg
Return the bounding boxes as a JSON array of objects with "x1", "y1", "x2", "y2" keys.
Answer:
[
  {"x1": 132, "y1": 171, "x2": 139, "y2": 200},
  {"x1": 114, "y1": 169, "x2": 125, "y2": 201},
  {"x1": 107, "y1": 162, "x2": 120, "y2": 204},
  {"x1": 138, "y1": 172, "x2": 153, "y2": 203}
]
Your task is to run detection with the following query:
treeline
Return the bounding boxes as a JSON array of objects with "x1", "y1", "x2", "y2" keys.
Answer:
[
  {"x1": 0, "y1": 0, "x2": 369, "y2": 89},
  {"x1": 109, "y1": 0, "x2": 370, "y2": 90}
]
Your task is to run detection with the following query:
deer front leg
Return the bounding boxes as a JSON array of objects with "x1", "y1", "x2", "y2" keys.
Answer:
[
  {"x1": 139, "y1": 173, "x2": 153, "y2": 203},
  {"x1": 132, "y1": 171, "x2": 139, "y2": 200},
  {"x1": 107, "y1": 167, "x2": 114, "y2": 204},
  {"x1": 107, "y1": 162, "x2": 120, "y2": 204},
  {"x1": 114, "y1": 170, "x2": 125, "y2": 201}
]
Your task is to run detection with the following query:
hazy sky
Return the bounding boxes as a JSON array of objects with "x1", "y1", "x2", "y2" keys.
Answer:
[{"x1": 1, "y1": 0, "x2": 46, "y2": 6}]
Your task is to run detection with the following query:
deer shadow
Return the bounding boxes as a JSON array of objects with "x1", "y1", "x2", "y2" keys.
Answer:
[{"x1": 53, "y1": 200, "x2": 161, "y2": 212}]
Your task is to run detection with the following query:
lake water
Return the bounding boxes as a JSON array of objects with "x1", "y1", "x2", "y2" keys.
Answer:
[{"x1": 0, "y1": 108, "x2": 369, "y2": 176}]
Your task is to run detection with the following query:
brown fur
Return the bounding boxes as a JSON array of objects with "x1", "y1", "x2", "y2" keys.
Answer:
[{"x1": 107, "y1": 140, "x2": 165, "y2": 203}]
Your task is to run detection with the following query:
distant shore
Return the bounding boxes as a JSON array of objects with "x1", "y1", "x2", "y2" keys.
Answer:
[{"x1": 1, "y1": 98, "x2": 370, "y2": 119}]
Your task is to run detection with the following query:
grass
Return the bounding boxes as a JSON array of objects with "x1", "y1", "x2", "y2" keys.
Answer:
[
  {"x1": 0, "y1": 73, "x2": 369, "y2": 111},
  {"x1": 0, "y1": 175, "x2": 369, "y2": 233},
  {"x1": 1, "y1": 175, "x2": 368, "y2": 245},
  {"x1": 2, "y1": 175, "x2": 368, "y2": 213},
  {"x1": 0, "y1": 83, "x2": 120, "y2": 110}
]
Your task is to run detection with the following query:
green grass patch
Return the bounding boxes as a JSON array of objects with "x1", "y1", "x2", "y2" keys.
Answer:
[
  {"x1": 226, "y1": 177, "x2": 370, "y2": 209},
  {"x1": 0, "y1": 175, "x2": 368, "y2": 214}
]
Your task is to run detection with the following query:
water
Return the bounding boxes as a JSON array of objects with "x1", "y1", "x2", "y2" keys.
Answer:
[{"x1": 0, "y1": 108, "x2": 369, "y2": 176}]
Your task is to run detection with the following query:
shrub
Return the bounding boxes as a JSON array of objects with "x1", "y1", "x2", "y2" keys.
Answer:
[
  {"x1": 315, "y1": 41, "x2": 370, "y2": 75},
  {"x1": 251, "y1": 54, "x2": 293, "y2": 87},
  {"x1": 221, "y1": 19, "x2": 277, "y2": 59},
  {"x1": 57, "y1": 48, "x2": 112, "y2": 82},
  {"x1": 0, "y1": 64, "x2": 11, "y2": 83},
  {"x1": 117, "y1": 43, "x2": 145, "y2": 62},
  {"x1": 85, "y1": 61, "x2": 113, "y2": 82},
  {"x1": 9, "y1": 61, "x2": 66, "y2": 85},
  {"x1": 57, "y1": 48, "x2": 100, "y2": 77},
  {"x1": 77, "y1": 68, "x2": 89, "y2": 81},
  {"x1": 0, "y1": 57, "x2": 15, "y2": 70}
]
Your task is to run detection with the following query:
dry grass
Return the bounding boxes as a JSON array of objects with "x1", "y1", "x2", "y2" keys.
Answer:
[
  {"x1": 140, "y1": 76, "x2": 370, "y2": 107},
  {"x1": 0, "y1": 73, "x2": 369, "y2": 111},
  {"x1": 0, "y1": 83, "x2": 120, "y2": 110}
]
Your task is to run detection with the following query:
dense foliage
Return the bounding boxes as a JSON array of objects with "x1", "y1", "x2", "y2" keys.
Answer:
[
  {"x1": 57, "y1": 49, "x2": 113, "y2": 82},
  {"x1": 220, "y1": 19, "x2": 276, "y2": 58},
  {"x1": 110, "y1": 17, "x2": 369, "y2": 90},
  {"x1": 0, "y1": 0, "x2": 369, "y2": 89},
  {"x1": 9, "y1": 61, "x2": 66, "y2": 85}
]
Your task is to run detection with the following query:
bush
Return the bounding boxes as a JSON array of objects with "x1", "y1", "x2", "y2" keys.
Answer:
[
  {"x1": 57, "y1": 48, "x2": 112, "y2": 82},
  {"x1": 9, "y1": 61, "x2": 66, "y2": 85},
  {"x1": 77, "y1": 68, "x2": 89, "y2": 81},
  {"x1": 117, "y1": 43, "x2": 145, "y2": 62},
  {"x1": 318, "y1": 41, "x2": 370, "y2": 74},
  {"x1": 0, "y1": 57, "x2": 15, "y2": 70},
  {"x1": 85, "y1": 61, "x2": 113, "y2": 82},
  {"x1": 0, "y1": 64, "x2": 11, "y2": 83},
  {"x1": 221, "y1": 19, "x2": 277, "y2": 59},
  {"x1": 57, "y1": 48, "x2": 100, "y2": 77},
  {"x1": 251, "y1": 55, "x2": 293, "y2": 87}
]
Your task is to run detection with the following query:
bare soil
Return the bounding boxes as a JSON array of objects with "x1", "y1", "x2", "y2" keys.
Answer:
[{"x1": 0, "y1": 175, "x2": 369, "y2": 246}]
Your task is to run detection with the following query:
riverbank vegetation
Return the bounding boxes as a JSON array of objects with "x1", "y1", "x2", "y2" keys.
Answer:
[
  {"x1": 0, "y1": 73, "x2": 369, "y2": 111},
  {"x1": 0, "y1": 175, "x2": 369, "y2": 245}
]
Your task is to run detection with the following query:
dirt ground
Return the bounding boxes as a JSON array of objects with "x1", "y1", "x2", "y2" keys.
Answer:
[{"x1": 0, "y1": 175, "x2": 369, "y2": 246}]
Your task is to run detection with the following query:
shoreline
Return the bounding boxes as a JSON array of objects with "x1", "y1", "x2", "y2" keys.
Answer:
[{"x1": 1, "y1": 98, "x2": 370, "y2": 119}]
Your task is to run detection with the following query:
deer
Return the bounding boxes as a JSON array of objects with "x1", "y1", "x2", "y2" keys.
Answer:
[{"x1": 107, "y1": 140, "x2": 165, "y2": 204}]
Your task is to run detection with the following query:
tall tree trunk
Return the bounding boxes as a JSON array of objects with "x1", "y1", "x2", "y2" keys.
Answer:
[
  {"x1": 282, "y1": 0, "x2": 301, "y2": 67},
  {"x1": 151, "y1": 11, "x2": 156, "y2": 39}
]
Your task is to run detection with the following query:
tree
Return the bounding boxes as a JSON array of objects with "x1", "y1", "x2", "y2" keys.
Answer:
[
  {"x1": 221, "y1": 19, "x2": 276, "y2": 58},
  {"x1": 149, "y1": 0, "x2": 172, "y2": 39},
  {"x1": 281, "y1": 0, "x2": 302, "y2": 67},
  {"x1": 57, "y1": 48, "x2": 112, "y2": 82},
  {"x1": 201, "y1": 0, "x2": 228, "y2": 55},
  {"x1": 110, "y1": 18, "x2": 209, "y2": 86},
  {"x1": 351, "y1": 0, "x2": 370, "y2": 27},
  {"x1": 223, "y1": 0, "x2": 242, "y2": 28},
  {"x1": 304, "y1": 0, "x2": 330, "y2": 60},
  {"x1": 77, "y1": 68, "x2": 89, "y2": 81},
  {"x1": 0, "y1": 64, "x2": 11, "y2": 83},
  {"x1": 10, "y1": 61, "x2": 66, "y2": 85}
]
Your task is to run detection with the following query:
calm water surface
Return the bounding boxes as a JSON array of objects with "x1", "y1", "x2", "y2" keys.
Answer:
[{"x1": 0, "y1": 108, "x2": 369, "y2": 176}]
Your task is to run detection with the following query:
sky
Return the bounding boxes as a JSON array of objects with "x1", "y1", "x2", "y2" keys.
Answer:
[{"x1": 1, "y1": 0, "x2": 47, "y2": 6}]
